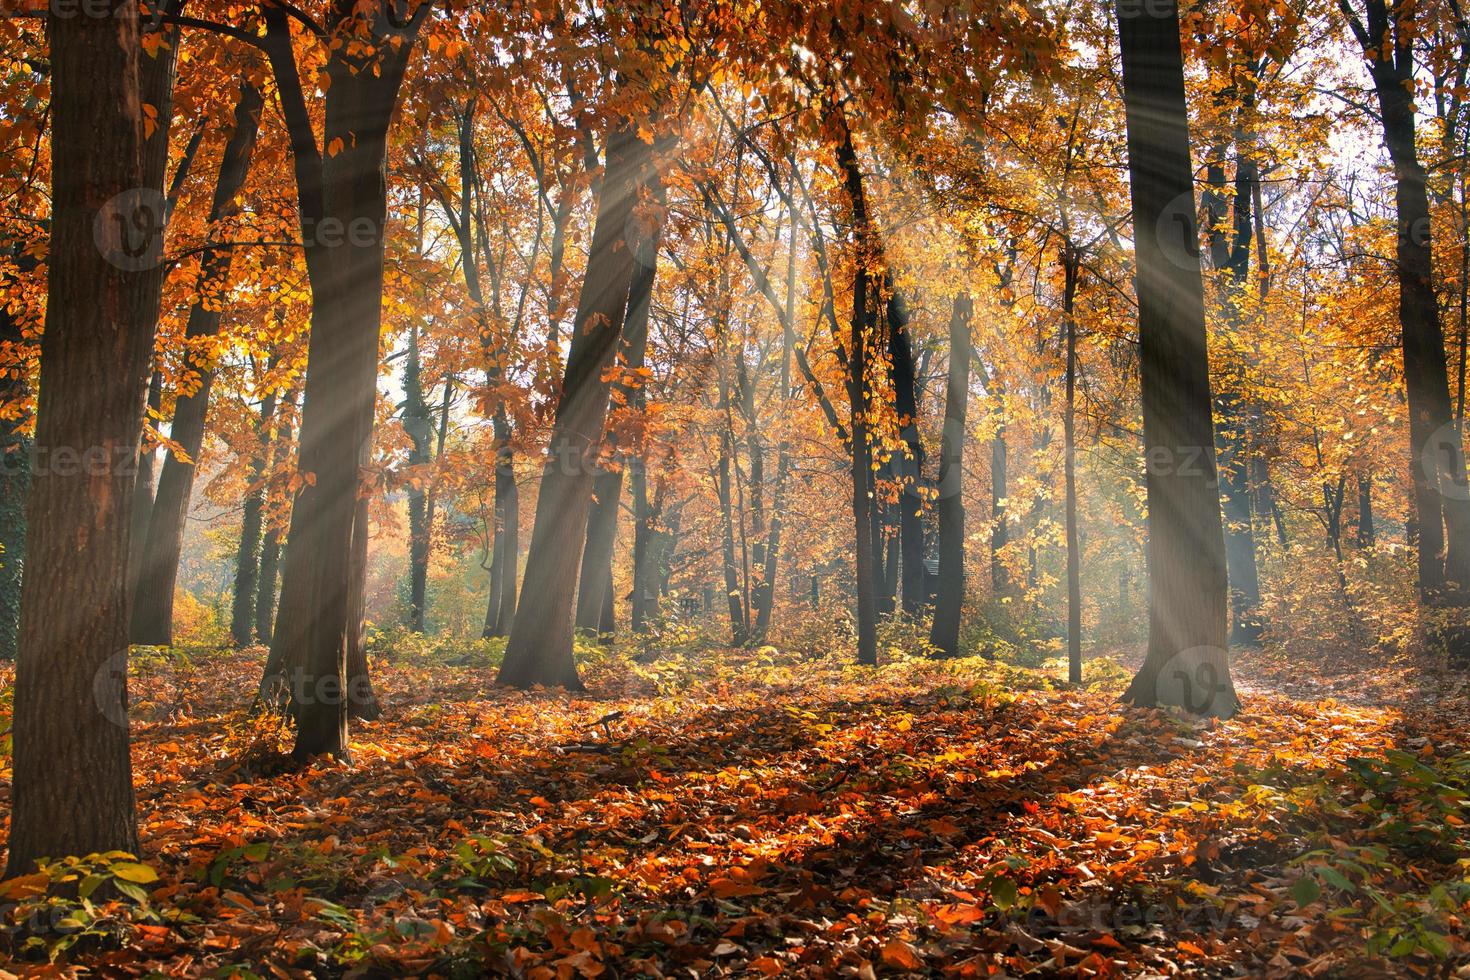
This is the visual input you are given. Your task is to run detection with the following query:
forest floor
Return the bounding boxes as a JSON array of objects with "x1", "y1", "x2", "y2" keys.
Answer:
[{"x1": 1, "y1": 636, "x2": 1469, "y2": 978}]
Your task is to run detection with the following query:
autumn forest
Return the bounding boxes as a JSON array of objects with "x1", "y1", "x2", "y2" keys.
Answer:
[{"x1": 1, "y1": 0, "x2": 1469, "y2": 975}]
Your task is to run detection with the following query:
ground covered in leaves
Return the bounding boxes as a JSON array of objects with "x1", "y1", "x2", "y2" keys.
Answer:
[{"x1": 2, "y1": 638, "x2": 1469, "y2": 978}]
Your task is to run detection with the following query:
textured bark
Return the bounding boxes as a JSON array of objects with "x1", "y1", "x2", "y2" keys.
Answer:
[
  {"x1": 499, "y1": 123, "x2": 656, "y2": 688},
  {"x1": 930, "y1": 296, "x2": 971, "y2": 658},
  {"x1": 1356, "y1": 473, "x2": 1375, "y2": 547},
  {"x1": 1345, "y1": 0, "x2": 1470, "y2": 596},
  {"x1": 5, "y1": 2, "x2": 149, "y2": 874},
  {"x1": 850, "y1": 266, "x2": 879, "y2": 667},
  {"x1": 1115, "y1": 0, "x2": 1238, "y2": 718},
  {"x1": 261, "y1": 6, "x2": 420, "y2": 758},
  {"x1": 133, "y1": 83, "x2": 263, "y2": 646}
]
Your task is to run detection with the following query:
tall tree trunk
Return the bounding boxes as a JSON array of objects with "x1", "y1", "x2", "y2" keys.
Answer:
[
  {"x1": 5, "y1": 1, "x2": 150, "y2": 875},
  {"x1": 1345, "y1": 0, "x2": 1470, "y2": 596},
  {"x1": 850, "y1": 265, "x2": 879, "y2": 666},
  {"x1": 575, "y1": 177, "x2": 663, "y2": 640},
  {"x1": 1115, "y1": 0, "x2": 1238, "y2": 718},
  {"x1": 261, "y1": 11, "x2": 420, "y2": 759},
  {"x1": 0, "y1": 300, "x2": 30, "y2": 662},
  {"x1": 345, "y1": 492, "x2": 380, "y2": 720},
  {"x1": 1206, "y1": 149, "x2": 1265, "y2": 645},
  {"x1": 231, "y1": 384, "x2": 279, "y2": 646},
  {"x1": 404, "y1": 320, "x2": 433, "y2": 633},
  {"x1": 498, "y1": 122, "x2": 657, "y2": 689},
  {"x1": 1062, "y1": 247, "x2": 1083, "y2": 685},
  {"x1": 991, "y1": 428, "x2": 1010, "y2": 595},
  {"x1": 254, "y1": 388, "x2": 297, "y2": 645},
  {"x1": 888, "y1": 288, "x2": 927, "y2": 617},
  {"x1": 930, "y1": 295, "x2": 971, "y2": 658},
  {"x1": 133, "y1": 82, "x2": 263, "y2": 646}
]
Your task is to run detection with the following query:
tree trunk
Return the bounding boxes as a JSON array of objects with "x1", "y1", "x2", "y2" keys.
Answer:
[
  {"x1": 404, "y1": 320, "x2": 433, "y2": 633},
  {"x1": 5, "y1": 2, "x2": 150, "y2": 875},
  {"x1": 231, "y1": 385, "x2": 278, "y2": 646},
  {"x1": 254, "y1": 388, "x2": 296, "y2": 645},
  {"x1": 991, "y1": 429, "x2": 1009, "y2": 596},
  {"x1": 930, "y1": 295, "x2": 971, "y2": 658},
  {"x1": 133, "y1": 82, "x2": 263, "y2": 646},
  {"x1": 1062, "y1": 247, "x2": 1083, "y2": 685},
  {"x1": 1357, "y1": 473, "x2": 1375, "y2": 547},
  {"x1": 888, "y1": 288, "x2": 927, "y2": 617},
  {"x1": 850, "y1": 264, "x2": 879, "y2": 666},
  {"x1": 498, "y1": 122, "x2": 656, "y2": 689},
  {"x1": 345, "y1": 492, "x2": 380, "y2": 720},
  {"x1": 261, "y1": 15, "x2": 419, "y2": 758},
  {"x1": 1351, "y1": 0, "x2": 1470, "y2": 596},
  {"x1": 1114, "y1": 0, "x2": 1238, "y2": 718},
  {"x1": 0, "y1": 301, "x2": 30, "y2": 662},
  {"x1": 577, "y1": 466, "x2": 624, "y2": 635}
]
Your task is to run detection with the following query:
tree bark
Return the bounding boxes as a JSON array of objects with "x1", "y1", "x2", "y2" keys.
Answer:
[
  {"x1": 1062, "y1": 247, "x2": 1083, "y2": 685},
  {"x1": 930, "y1": 295, "x2": 971, "y2": 658},
  {"x1": 6, "y1": 2, "x2": 150, "y2": 874},
  {"x1": 1345, "y1": 0, "x2": 1470, "y2": 596},
  {"x1": 261, "y1": 7, "x2": 421, "y2": 759},
  {"x1": 133, "y1": 82, "x2": 263, "y2": 646},
  {"x1": 254, "y1": 388, "x2": 297, "y2": 645},
  {"x1": 1115, "y1": 0, "x2": 1238, "y2": 718},
  {"x1": 345, "y1": 492, "x2": 380, "y2": 720},
  {"x1": 231, "y1": 384, "x2": 278, "y2": 646},
  {"x1": 498, "y1": 122, "x2": 656, "y2": 688}
]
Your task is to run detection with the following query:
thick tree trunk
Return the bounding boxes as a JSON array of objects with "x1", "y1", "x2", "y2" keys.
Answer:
[
  {"x1": 133, "y1": 83, "x2": 263, "y2": 646},
  {"x1": 1115, "y1": 0, "x2": 1238, "y2": 718},
  {"x1": 231, "y1": 385, "x2": 278, "y2": 646},
  {"x1": 1352, "y1": 0, "x2": 1470, "y2": 596},
  {"x1": 499, "y1": 123, "x2": 656, "y2": 688},
  {"x1": 930, "y1": 296, "x2": 971, "y2": 658},
  {"x1": 6, "y1": 2, "x2": 150, "y2": 874},
  {"x1": 262, "y1": 19, "x2": 418, "y2": 758}
]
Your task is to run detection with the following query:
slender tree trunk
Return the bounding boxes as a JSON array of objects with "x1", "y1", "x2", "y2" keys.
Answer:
[
  {"x1": 850, "y1": 265, "x2": 879, "y2": 666},
  {"x1": 577, "y1": 466, "x2": 624, "y2": 635},
  {"x1": 886, "y1": 288, "x2": 927, "y2": 617},
  {"x1": 1062, "y1": 247, "x2": 1083, "y2": 685},
  {"x1": 404, "y1": 321, "x2": 433, "y2": 633},
  {"x1": 499, "y1": 122, "x2": 657, "y2": 689},
  {"x1": 930, "y1": 295, "x2": 971, "y2": 658},
  {"x1": 254, "y1": 388, "x2": 297, "y2": 645},
  {"x1": 133, "y1": 83, "x2": 263, "y2": 646},
  {"x1": 991, "y1": 428, "x2": 1009, "y2": 596},
  {"x1": 1356, "y1": 473, "x2": 1376, "y2": 547},
  {"x1": 6, "y1": 2, "x2": 150, "y2": 874},
  {"x1": 1115, "y1": 0, "x2": 1238, "y2": 718},
  {"x1": 127, "y1": 368, "x2": 162, "y2": 610},
  {"x1": 231, "y1": 384, "x2": 278, "y2": 646}
]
